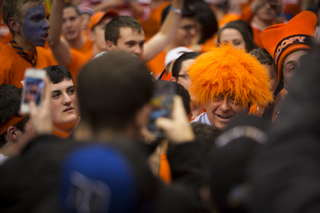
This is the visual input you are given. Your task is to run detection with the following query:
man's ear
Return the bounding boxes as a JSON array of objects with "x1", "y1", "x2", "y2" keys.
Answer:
[
  {"x1": 105, "y1": 40, "x2": 115, "y2": 51},
  {"x1": 7, "y1": 126, "x2": 19, "y2": 141},
  {"x1": 88, "y1": 30, "x2": 95, "y2": 42},
  {"x1": 8, "y1": 17, "x2": 21, "y2": 34},
  {"x1": 171, "y1": 76, "x2": 177, "y2": 82}
]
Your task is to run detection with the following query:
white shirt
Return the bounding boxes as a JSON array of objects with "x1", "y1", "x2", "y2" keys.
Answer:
[
  {"x1": 0, "y1": 153, "x2": 9, "y2": 166},
  {"x1": 191, "y1": 112, "x2": 212, "y2": 126}
]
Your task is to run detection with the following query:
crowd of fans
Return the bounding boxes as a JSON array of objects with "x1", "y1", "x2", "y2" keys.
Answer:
[{"x1": 1, "y1": 0, "x2": 320, "y2": 212}]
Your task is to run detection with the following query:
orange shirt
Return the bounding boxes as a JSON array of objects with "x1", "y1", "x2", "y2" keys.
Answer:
[
  {"x1": 71, "y1": 34, "x2": 93, "y2": 56},
  {"x1": 0, "y1": 44, "x2": 56, "y2": 88},
  {"x1": 0, "y1": 33, "x2": 12, "y2": 48},
  {"x1": 159, "y1": 154, "x2": 172, "y2": 184},
  {"x1": 146, "y1": 50, "x2": 166, "y2": 78}
]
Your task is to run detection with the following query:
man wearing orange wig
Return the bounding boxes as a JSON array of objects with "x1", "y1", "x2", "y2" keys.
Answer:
[{"x1": 190, "y1": 44, "x2": 273, "y2": 129}]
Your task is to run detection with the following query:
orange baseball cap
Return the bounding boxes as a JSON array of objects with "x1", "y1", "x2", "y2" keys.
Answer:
[
  {"x1": 261, "y1": 11, "x2": 317, "y2": 81},
  {"x1": 88, "y1": 10, "x2": 119, "y2": 31}
]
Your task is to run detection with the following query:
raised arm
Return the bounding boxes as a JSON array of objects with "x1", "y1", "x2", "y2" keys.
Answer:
[
  {"x1": 48, "y1": 0, "x2": 72, "y2": 68},
  {"x1": 143, "y1": 0, "x2": 184, "y2": 62}
]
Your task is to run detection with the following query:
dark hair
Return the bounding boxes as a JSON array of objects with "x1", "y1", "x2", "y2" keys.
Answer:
[
  {"x1": 161, "y1": 2, "x2": 196, "y2": 24},
  {"x1": 189, "y1": 0, "x2": 218, "y2": 44},
  {"x1": 0, "y1": 84, "x2": 29, "y2": 148},
  {"x1": 157, "y1": 80, "x2": 191, "y2": 115},
  {"x1": 249, "y1": 48, "x2": 275, "y2": 66},
  {"x1": 77, "y1": 51, "x2": 153, "y2": 131},
  {"x1": 191, "y1": 122, "x2": 221, "y2": 158},
  {"x1": 218, "y1": 20, "x2": 258, "y2": 52},
  {"x1": 43, "y1": 65, "x2": 74, "y2": 84},
  {"x1": 105, "y1": 16, "x2": 143, "y2": 45},
  {"x1": 64, "y1": 2, "x2": 80, "y2": 15},
  {"x1": 2, "y1": 0, "x2": 45, "y2": 36},
  {"x1": 172, "y1": 52, "x2": 201, "y2": 79}
]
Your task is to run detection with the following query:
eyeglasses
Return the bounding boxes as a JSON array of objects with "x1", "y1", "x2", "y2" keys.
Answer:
[
  {"x1": 179, "y1": 24, "x2": 197, "y2": 32},
  {"x1": 213, "y1": 94, "x2": 242, "y2": 105},
  {"x1": 178, "y1": 74, "x2": 189, "y2": 79}
]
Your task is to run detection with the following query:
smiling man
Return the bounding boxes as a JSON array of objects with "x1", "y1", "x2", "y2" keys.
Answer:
[
  {"x1": 0, "y1": 0, "x2": 56, "y2": 88},
  {"x1": 190, "y1": 44, "x2": 273, "y2": 129},
  {"x1": 44, "y1": 65, "x2": 79, "y2": 138}
]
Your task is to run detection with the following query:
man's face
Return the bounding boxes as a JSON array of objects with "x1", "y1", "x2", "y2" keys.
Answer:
[
  {"x1": 219, "y1": 28, "x2": 246, "y2": 52},
  {"x1": 50, "y1": 79, "x2": 79, "y2": 130},
  {"x1": 22, "y1": 3, "x2": 50, "y2": 46},
  {"x1": 62, "y1": 7, "x2": 82, "y2": 41},
  {"x1": 282, "y1": 50, "x2": 307, "y2": 90},
  {"x1": 204, "y1": 95, "x2": 250, "y2": 129},
  {"x1": 90, "y1": 16, "x2": 113, "y2": 52},
  {"x1": 109, "y1": 27, "x2": 145, "y2": 58},
  {"x1": 177, "y1": 59, "x2": 194, "y2": 100},
  {"x1": 256, "y1": 1, "x2": 280, "y2": 23},
  {"x1": 174, "y1": 17, "x2": 197, "y2": 46}
]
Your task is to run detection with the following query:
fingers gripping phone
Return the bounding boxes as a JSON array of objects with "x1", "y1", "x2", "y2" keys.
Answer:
[
  {"x1": 20, "y1": 68, "x2": 46, "y2": 113},
  {"x1": 148, "y1": 80, "x2": 175, "y2": 137}
]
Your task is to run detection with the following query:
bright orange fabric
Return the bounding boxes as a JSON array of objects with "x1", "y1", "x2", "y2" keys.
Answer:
[
  {"x1": 0, "y1": 33, "x2": 12, "y2": 48},
  {"x1": 219, "y1": 13, "x2": 240, "y2": 28},
  {"x1": 53, "y1": 129, "x2": 71, "y2": 139},
  {"x1": 0, "y1": 44, "x2": 56, "y2": 88},
  {"x1": 159, "y1": 154, "x2": 172, "y2": 184},
  {"x1": 71, "y1": 34, "x2": 93, "y2": 56},
  {"x1": 140, "y1": 2, "x2": 170, "y2": 41},
  {"x1": 146, "y1": 50, "x2": 166, "y2": 77},
  {"x1": 252, "y1": 27, "x2": 264, "y2": 48}
]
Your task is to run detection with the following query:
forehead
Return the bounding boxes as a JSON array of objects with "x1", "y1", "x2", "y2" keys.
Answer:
[
  {"x1": 180, "y1": 59, "x2": 195, "y2": 73},
  {"x1": 283, "y1": 50, "x2": 308, "y2": 66},
  {"x1": 20, "y1": 2, "x2": 45, "y2": 18},
  {"x1": 180, "y1": 17, "x2": 197, "y2": 25},
  {"x1": 118, "y1": 27, "x2": 145, "y2": 41},
  {"x1": 63, "y1": 7, "x2": 79, "y2": 17},
  {"x1": 51, "y1": 79, "x2": 74, "y2": 91},
  {"x1": 220, "y1": 28, "x2": 243, "y2": 40}
]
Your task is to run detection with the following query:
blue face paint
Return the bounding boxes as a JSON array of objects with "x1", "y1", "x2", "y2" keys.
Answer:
[{"x1": 22, "y1": 4, "x2": 50, "y2": 46}]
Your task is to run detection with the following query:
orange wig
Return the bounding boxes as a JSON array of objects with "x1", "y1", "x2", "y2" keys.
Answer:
[{"x1": 188, "y1": 44, "x2": 273, "y2": 107}]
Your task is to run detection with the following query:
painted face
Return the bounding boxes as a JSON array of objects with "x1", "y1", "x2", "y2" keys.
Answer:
[
  {"x1": 177, "y1": 59, "x2": 195, "y2": 100},
  {"x1": 175, "y1": 18, "x2": 197, "y2": 46},
  {"x1": 90, "y1": 16, "x2": 113, "y2": 52},
  {"x1": 220, "y1": 28, "x2": 246, "y2": 51},
  {"x1": 282, "y1": 50, "x2": 307, "y2": 90},
  {"x1": 111, "y1": 27, "x2": 145, "y2": 58},
  {"x1": 62, "y1": 7, "x2": 82, "y2": 41},
  {"x1": 51, "y1": 79, "x2": 79, "y2": 131},
  {"x1": 22, "y1": 3, "x2": 50, "y2": 46},
  {"x1": 204, "y1": 95, "x2": 250, "y2": 129}
]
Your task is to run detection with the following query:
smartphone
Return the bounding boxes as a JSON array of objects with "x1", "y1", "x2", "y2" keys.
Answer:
[
  {"x1": 148, "y1": 80, "x2": 175, "y2": 137},
  {"x1": 20, "y1": 68, "x2": 46, "y2": 113}
]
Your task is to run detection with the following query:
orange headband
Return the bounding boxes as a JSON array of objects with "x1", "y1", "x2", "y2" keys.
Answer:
[{"x1": 0, "y1": 116, "x2": 26, "y2": 135}]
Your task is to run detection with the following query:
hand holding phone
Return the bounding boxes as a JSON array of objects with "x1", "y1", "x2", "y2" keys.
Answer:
[
  {"x1": 148, "y1": 80, "x2": 175, "y2": 137},
  {"x1": 20, "y1": 68, "x2": 46, "y2": 114}
]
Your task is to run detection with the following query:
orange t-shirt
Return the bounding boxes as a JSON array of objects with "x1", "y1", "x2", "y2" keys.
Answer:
[
  {"x1": 71, "y1": 34, "x2": 93, "y2": 56},
  {"x1": 146, "y1": 50, "x2": 166, "y2": 78},
  {"x1": 0, "y1": 44, "x2": 57, "y2": 88}
]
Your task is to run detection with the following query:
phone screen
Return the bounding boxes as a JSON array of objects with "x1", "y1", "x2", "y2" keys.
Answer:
[
  {"x1": 24, "y1": 77, "x2": 45, "y2": 106},
  {"x1": 148, "y1": 81, "x2": 175, "y2": 137}
]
